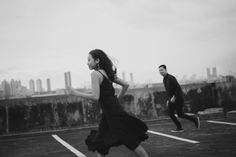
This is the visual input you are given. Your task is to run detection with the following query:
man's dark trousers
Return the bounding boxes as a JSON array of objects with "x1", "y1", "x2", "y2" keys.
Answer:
[{"x1": 168, "y1": 100, "x2": 195, "y2": 129}]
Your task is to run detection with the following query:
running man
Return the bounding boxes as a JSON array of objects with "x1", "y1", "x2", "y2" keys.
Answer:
[{"x1": 158, "y1": 64, "x2": 200, "y2": 132}]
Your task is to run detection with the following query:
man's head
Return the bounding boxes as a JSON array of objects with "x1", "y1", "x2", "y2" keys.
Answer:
[{"x1": 158, "y1": 64, "x2": 167, "y2": 77}]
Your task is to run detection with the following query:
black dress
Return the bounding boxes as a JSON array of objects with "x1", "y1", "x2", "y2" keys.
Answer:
[{"x1": 85, "y1": 71, "x2": 148, "y2": 155}]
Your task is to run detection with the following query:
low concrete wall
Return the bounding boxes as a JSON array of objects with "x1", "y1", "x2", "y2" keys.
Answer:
[{"x1": 0, "y1": 81, "x2": 235, "y2": 135}]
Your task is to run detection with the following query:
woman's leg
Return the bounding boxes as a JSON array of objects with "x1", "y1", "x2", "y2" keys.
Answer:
[{"x1": 134, "y1": 145, "x2": 149, "y2": 157}]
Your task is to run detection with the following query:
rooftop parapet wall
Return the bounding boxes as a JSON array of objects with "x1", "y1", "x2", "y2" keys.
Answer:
[{"x1": 0, "y1": 81, "x2": 235, "y2": 135}]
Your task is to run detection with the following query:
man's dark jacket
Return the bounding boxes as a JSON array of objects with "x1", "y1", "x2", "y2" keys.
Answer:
[{"x1": 163, "y1": 73, "x2": 184, "y2": 102}]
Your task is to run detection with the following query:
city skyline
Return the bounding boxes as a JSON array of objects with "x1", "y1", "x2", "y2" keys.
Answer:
[
  {"x1": 0, "y1": 67, "x2": 224, "y2": 92},
  {"x1": 0, "y1": 0, "x2": 236, "y2": 89}
]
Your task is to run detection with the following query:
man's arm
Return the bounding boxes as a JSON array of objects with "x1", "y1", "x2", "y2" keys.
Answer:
[{"x1": 169, "y1": 76, "x2": 182, "y2": 102}]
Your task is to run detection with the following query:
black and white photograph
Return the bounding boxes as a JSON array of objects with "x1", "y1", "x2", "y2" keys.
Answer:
[{"x1": 0, "y1": 0, "x2": 236, "y2": 156}]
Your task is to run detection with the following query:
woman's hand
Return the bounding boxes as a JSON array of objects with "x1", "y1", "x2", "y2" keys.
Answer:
[
  {"x1": 166, "y1": 100, "x2": 169, "y2": 107},
  {"x1": 113, "y1": 77, "x2": 129, "y2": 100},
  {"x1": 170, "y1": 96, "x2": 176, "y2": 103}
]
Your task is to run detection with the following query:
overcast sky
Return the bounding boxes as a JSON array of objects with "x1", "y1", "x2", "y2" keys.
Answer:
[{"x1": 0, "y1": 0, "x2": 236, "y2": 90}]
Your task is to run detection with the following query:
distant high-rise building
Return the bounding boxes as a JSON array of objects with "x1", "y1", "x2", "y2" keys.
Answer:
[
  {"x1": 122, "y1": 72, "x2": 126, "y2": 81},
  {"x1": 9, "y1": 79, "x2": 22, "y2": 96},
  {"x1": 46, "y1": 78, "x2": 51, "y2": 92},
  {"x1": 10, "y1": 79, "x2": 17, "y2": 96},
  {"x1": 36, "y1": 79, "x2": 43, "y2": 93},
  {"x1": 64, "y1": 72, "x2": 71, "y2": 89},
  {"x1": 206, "y1": 67, "x2": 217, "y2": 80},
  {"x1": 1, "y1": 80, "x2": 11, "y2": 98},
  {"x1": 130, "y1": 73, "x2": 134, "y2": 84},
  {"x1": 212, "y1": 67, "x2": 217, "y2": 78},
  {"x1": 206, "y1": 68, "x2": 211, "y2": 79},
  {"x1": 29, "y1": 79, "x2": 35, "y2": 94},
  {"x1": 17, "y1": 80, "x2": 21, "y2": 87}
]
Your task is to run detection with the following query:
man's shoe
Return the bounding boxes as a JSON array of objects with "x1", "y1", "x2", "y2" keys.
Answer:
[
  {"x1": 194, "y1": 116, "x2": 200, "y2": 129},
  {"x1": 171, "y1": 128, "x2": 184, "y2": 132}
]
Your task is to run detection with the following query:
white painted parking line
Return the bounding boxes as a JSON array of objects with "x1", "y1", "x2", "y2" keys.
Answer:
[
  {"x1": 147, "y1": 130, "x2": 199, "y2": 144},
  {"x1": 207, "y1": 120, "x2": 236, "y2": 126},
  {"x1": 52, "y1": 134, "x2": 87, "y2": 157}
]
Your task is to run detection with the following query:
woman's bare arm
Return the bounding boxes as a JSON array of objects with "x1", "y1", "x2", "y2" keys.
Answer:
[{"x1": 68, "y1": 71, "x2": 101, "y2": 101}]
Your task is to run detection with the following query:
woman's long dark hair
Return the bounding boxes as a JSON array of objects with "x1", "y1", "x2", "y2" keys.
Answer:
[{"x1": 89, "y1": 49, "x2": 117, "y2": 81}]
